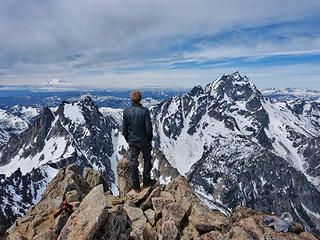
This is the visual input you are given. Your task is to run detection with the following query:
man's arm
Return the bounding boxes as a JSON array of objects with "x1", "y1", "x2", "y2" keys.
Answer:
[
  {"x1": 122, "y1": 111, "x2": 129, "y2": 142},
  {"x1": 145, "y1": 109, "x2": 153, "y2": 141}
]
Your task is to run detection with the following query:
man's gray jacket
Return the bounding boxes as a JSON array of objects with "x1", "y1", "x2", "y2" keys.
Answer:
[{"x1": 122, "y1": 103, "x2": 153, "y2": 143}]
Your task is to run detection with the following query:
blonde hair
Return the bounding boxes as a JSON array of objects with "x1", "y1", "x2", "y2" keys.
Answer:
[{"x1": 130, "y1": 91, "x2": 142, "y2": 103}]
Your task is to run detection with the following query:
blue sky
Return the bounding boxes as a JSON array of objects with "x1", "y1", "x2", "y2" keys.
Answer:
[{"x1": 0, "y1": 0, "x2": 319, "y2": 89}]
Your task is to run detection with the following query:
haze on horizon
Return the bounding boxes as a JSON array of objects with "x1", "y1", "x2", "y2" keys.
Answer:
[{"x1": 0, "y1": 0, "x2": 319, "y2": 89}]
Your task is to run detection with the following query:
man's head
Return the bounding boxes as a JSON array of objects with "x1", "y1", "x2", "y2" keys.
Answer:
[{"x1": 130, "y1": 90, "x2": 142, "y2": 103}]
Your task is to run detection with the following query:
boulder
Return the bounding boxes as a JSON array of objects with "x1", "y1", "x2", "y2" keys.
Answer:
[
  {"x1": 65, "y1": 190, "x2": 78, "y2": 203},
  {"x1": 152, "y1": 193, "x2": 176, "y2": 220},
  {"x1": 144, "y1": 209, "x2": 156, "y2": 226},
  {"x1": 111, "y1": 196, "x2": 125, "y2": 206},
  {"x1": 83, "y1": 167, "x2": 108, "y2": 192},
  {"x1": 290, "y1": 222, "x2": 305, "y2": 234},
  {"x1": 236, "y1": 217, "x2": 264, "y2": 239},
  {"x1": 165, "y1": 175, "x2": 199, "y2": 215},
  {"x1": 162, "y1": 220, "x2": 180, "y2": 240},
  {"x1": 140, "y1": 186, "x2": 163, "y2": 210},
  {"x1": 58, "y1": 184, "x2": 108, "y2": 240},
  {"x1": 124, "y1": 206, "x2": 147, "y2": 239},
  {"x1": 53, "y1": 213, "x2": 69, "y2": 235},
  {"x1": 143, "y1": 222, "x2": 157, "y2": 240},
  {"x1": 189, "y1": 201, "x2": 231, "y2": 234},
  {"x1": 152, "y1": 197, "x2": 166, "y2": 219},
  {"x1": 159, "y1": 191, "x2": 175, "y2": 202},
  {"x1": 162, "y1": 202, "x2": 185, "y2": 227},
  {"x1": 117, "y1": 158, "x2": 133, "y2": 197},
  {"x1": 181, "y1": 222, "x2": 200, "y2": 240},
  {"x1": 92, "y1": 205, "x2": 131, "y2": 240},
  {"x1": 124, "y1": 206, "x2": 145, "y2": 222},
  {"x1": 125, "y1": 187, "x2": 152, "y2": 206},
  {"x1": 165, "y1": 175, "x2": 198, "y2": 204}
]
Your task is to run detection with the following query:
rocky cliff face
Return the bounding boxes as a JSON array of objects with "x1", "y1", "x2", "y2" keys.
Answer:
[
  {"x1": 150, "y1": 72, "x2": 320, "y2": 236},
  {"x1": 2, "y1": 161, "x2": 318, "y2": 240}
]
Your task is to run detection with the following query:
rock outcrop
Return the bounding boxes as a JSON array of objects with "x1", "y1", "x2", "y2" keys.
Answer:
[
  {"x1": 3, "y1": 160, "x2": 318, "y2": 240},
  {"x1": 2, "y1": 164, "x2": 107, "y2": 240}
]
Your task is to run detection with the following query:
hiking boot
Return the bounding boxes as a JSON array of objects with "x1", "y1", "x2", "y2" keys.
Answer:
[{"x1": 143, "y1": 179, "x2": 157, "y2": 188}]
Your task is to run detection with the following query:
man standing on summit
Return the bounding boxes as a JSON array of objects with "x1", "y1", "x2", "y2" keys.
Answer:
[{"x1": 122, "y1": 91, "x2": 155, "y2": 192}]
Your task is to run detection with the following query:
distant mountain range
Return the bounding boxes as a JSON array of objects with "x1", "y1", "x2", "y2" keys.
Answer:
[
  {"x1": 0, "y1": 73, "x2": 319, "y2": 237},
  {"x1": 261, "y1": 88, "x2": 320, "y2": 101},
  {"x1": 0, "y1": 87, "x2": 187, "y2": 108}
]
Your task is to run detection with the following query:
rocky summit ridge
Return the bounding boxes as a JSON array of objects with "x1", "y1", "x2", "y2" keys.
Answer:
[{"x1": 2, "y1": 159, "x2": 317, "y2": 240}]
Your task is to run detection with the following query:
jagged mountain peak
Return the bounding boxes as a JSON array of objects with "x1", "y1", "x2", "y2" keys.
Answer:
[
  {"x1": 55, "y1": 96, "x2": 102, "y2": 126},
  {"x1": 204, "y1": 72, "x2": 261, "y2": 103},
  {"x1": 188, "y1": 85, "x2": 204, "y2": 97},
  {"x1": 0, "y1": 97, "x2": 119, "y2": 233}
]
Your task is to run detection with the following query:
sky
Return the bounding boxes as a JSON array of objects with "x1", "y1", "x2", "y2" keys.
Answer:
[{"x1": 0, "y1": 0, "x2": 319, "y2": 89}]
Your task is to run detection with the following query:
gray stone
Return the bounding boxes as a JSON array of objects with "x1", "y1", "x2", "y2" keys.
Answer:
[
  {"x1": 189, "y1": 201, "x2": 231, "y2": 233},
  {"x1": 144, "y1": 209, "x2": 156, "y2": 226},
  {"x1": 58, "y1": 184, "x2": 108, "y2": 240},
  {"x1": 152, "y1": 195, "x2": 176, "y2": 220},
  {"x1": 160, "y1": 191, "x2": 175, "y2": 202},
  {"x1": 117, "y1": 158, "x2": 133, "y2": 197},
  {"x1": 92, "y1": 205, "x2": 131, "y2": 240},
  {"x1": 162, "y1": 202, "x2": 185, "y2": 227},
  {"x1": 125, "y1": 186, "x2": 152, "y2": 206},
  {"x1": 162, "y1": 220, "x2": 180, "y2": 240},
  {"x1": 181, "y1": 222, "x2": 200, "y2": 240},
  {"x1": 124, "y1": 206, "x2": 144, "y2": 222},
  {"x1": 140, "y1": 186, "x2": 162, "y2": 210},
  {"x1": 53, "y1": 213, "x2": 69, "y2": 235},
  {"x1": 83, "y1": 167, "x2": 108, "y2": 192},
  {"x1": 143, "y1": 222, "x2": 158, "y2": 240},
  {"x1": 66, "y1": 190, "x2": 78, "y2": 203}
]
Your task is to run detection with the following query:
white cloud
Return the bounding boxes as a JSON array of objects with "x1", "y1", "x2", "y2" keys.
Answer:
[{"x1": 0, "y1": 0, "x2": 319, "y2": 88}]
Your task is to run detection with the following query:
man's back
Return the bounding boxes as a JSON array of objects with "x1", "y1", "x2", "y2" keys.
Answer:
[
  {"x1": 122, "y1": 90, "x2": 155, "y2": 192},
  {"x1": 122, "y1": 103, "x2": 152, "y2": 143}
]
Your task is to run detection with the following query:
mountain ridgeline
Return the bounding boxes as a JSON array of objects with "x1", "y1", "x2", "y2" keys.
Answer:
[
  {"x1": 0, "y1": 97, "x2": 117, "y2": 231},
  {"x1": 0, "y1": 72, "x2": 320, "y2": 237},
  {"x1": 151, "y1": 72, "x2": 320, "y2": 236}
]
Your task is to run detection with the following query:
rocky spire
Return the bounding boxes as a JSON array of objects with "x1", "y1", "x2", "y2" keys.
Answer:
[{"x1": 204, "y1": 72, "x2": 262, "y2": 103}]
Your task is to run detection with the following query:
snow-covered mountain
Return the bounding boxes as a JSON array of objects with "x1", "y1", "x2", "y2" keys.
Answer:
[
  {"x1": 150, "y1": 72, "x2": 320, "y2": 236},
  {"x1": 0, "y1": 97, "x2": 121, "y2": 231},
  {"x1": 0, "y1": 88, "x2": 186, "y2": 108},
  {"x1": 0, "y1": 105, "x2": 42, "y2": 144},
  {"x1": 262, "y1": 88, "x2": 320, "y2": 101},
  {"x1": 1, "y1": 72, "x2": 320, "y2": 236}
]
